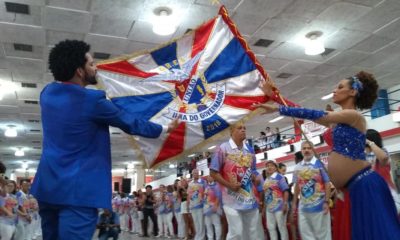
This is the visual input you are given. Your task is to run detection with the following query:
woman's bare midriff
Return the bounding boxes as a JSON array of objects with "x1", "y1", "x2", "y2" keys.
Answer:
[{"x1": 327, "y1": 152, "x2": 371, "y2": 189}]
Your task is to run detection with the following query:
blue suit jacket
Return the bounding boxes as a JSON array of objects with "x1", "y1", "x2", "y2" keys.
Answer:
[{"x1": 31, "y1": 82, "x2": 162, "y2": 209}]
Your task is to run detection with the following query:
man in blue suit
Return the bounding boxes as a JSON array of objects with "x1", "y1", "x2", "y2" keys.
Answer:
[{"x1": 30, "y1": 40, "x2": 178, "y2": 240}]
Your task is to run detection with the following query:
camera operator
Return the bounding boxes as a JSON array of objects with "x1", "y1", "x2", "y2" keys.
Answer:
[{"x1": 97, "y1": 208, "x2": 120, "y2": 240}]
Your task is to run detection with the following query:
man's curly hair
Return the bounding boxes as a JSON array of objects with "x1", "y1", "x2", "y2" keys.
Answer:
[{"x1": 48, "y1": 40, "x2": 90, "y2": 82}]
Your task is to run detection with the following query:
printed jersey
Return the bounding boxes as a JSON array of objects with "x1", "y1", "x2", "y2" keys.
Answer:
[
  {"x1": 293, "y1": 157, "x2": 330, "y2": 213},
  {"x1": 263, "y1": 172, "x2": 289, "y2": 213}
]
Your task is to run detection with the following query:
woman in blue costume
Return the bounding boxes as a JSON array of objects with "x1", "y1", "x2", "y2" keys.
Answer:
[{"x1": 254, "y1": 71, "x2": 400, "y2": 239}]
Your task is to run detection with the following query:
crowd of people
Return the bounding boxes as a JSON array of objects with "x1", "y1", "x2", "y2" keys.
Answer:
[
  {"x1": 0, "y1": 180, "x2": 42, "y2": 240},
  {"x1": 105, "y1": 135, "x2": 399, "y2": 240},
  {"x1": 254, "y1": 127, "x2": 282, "y2": 152}
]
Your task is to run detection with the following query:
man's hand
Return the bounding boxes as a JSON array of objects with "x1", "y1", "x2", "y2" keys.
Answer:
[
  {"x1": 167, "y1": 118, "x2": 179, "y2": 133},
  {"x1": 282, "y1": 202, "x2": 288, "y2": 215},
  {"x1": 252, "y1": 174, "x2": 261, "y2": 186},
  {"x1": 323, "y1": 201, "x2": 329, "y2": 214},
  {"x1": 228, "y1": 182, "x2": 241, "y2": 192}
]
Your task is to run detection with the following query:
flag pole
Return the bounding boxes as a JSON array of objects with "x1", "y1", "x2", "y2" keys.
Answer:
[{"x1": 221, "y1": 6, "x2": 323, "y2": 162}]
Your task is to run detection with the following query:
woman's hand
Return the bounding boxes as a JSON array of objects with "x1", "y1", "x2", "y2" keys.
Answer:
[
  {"x1": 228, "y1": 182, "x2": 242, "y2": 192},
  {"x1": 252, "y1": 103, "x2": 279, "y2": 114}
]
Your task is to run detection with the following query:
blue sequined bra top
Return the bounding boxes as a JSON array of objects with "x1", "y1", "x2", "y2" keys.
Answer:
[
  {"x1": 279, "y1": 106, "x2": 366, "y2": 160},
  {"x1": 332, "y1": 124, "x2": 366, "y2": 160}
]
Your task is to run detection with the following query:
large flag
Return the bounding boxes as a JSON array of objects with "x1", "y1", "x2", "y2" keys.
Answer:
[{"x1": 96, "y1": 6, "x2": 295, "y2": 168}]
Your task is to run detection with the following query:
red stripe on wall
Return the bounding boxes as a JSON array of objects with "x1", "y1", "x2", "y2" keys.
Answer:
[{"x1": 380, "y1": 127, "x2": 400, "y2": 138}]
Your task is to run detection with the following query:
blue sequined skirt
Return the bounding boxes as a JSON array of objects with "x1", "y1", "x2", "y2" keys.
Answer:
[{"x1": 347, "y1": 167, "x2": 400, "y2": 239}]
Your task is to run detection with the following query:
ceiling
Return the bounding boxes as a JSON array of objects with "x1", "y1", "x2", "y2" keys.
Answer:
[{"x1": 1, "y1": 0, "x2": 400, "y2": 171}]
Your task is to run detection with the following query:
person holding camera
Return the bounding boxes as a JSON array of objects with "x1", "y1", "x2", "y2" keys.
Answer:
[{"x1": 97, "y1": 209, "x2": 120, "y2": 240}]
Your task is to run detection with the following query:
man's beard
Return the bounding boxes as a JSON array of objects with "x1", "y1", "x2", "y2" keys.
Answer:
[{"x1": 84, "y1": 72, "x2": 98, "y2": 85}]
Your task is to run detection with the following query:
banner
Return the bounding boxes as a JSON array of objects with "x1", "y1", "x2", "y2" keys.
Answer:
[{"x1": 96, "y1": 6, "x2": 294, "y2": 168}]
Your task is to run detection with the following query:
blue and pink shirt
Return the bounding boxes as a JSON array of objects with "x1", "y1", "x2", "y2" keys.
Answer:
[
  {"x1": 173, "y1": 193, "x2": 181, "y2": 214},
  {"x1": 203, "y1": 182, "x2": 222, "y2": 216},
  {"x1": 188, "y1": 179, "x2": 206, "y2": 210},
  {"x1": 156, "y1": 193, "x2": 166, "y2": 214},
  {"x1": 263, "y1": 172, "x2": 289, "y2": 213},
  {"x1": 293, "y1": 157, "x2": 330, "y2": 213},
  {"x1": 164, "y1": 192, "x2": 174, "y2": 214},
  {"x1": 210, "y1": 138, "x2": 259, "y2": 211},
  {"x1": 0, "y1": 194, "x2": 19, "y2": 225}
]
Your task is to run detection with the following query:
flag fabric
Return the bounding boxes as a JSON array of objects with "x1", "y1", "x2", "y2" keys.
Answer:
[{"x1": 96, "y1": 6, "x2": 295, "y2": 168}]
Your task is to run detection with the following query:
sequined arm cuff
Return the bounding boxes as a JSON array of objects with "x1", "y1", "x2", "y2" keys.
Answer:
[{"x1": 279, "y1": 106, "x2": 327, "y2": 120}]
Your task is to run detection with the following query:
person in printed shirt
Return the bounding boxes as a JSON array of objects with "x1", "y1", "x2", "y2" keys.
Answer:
[
  {"x1": 156, "y1": 184, "x2": 167, "y2": 237},
  {"x1": 117, "y1": 192, "x2": 128, "y2": 232},
  {"x1": 136, "y1": 189, "x2": 145, "y2": 235},
  {"x1": 210, "y1": 121, "x2": 261, "y2": 240},
  {"x1": 163, "y1": 185, "x2": 175, "y2": 238},
  {"x1": 251, "y1": 172, "x2": 266, "y2": 240},
  {"x1": 365, "y1": 129, "x2": 400, "y2": 214},
  {"x1": 187, "y1": 169, "x2": 206, "y2": 240},
  {"x1": 29, "y1": 195, "x2": 41, "y2": 239},
  {"x1": 262, "y1": 160, "x2": 289, "y2": 240},
  {"x1": 173, "y1": 179, "x2": 185, "y2": 239},
  {"x1": 292, "y1": 141, "x2": 331, "y2": 240},
  {"x1": 130, "y1": 191, "x2": 140, "y2": 234},
  {"x1": 0, "y1": 180, "x2": 19, "y2": 240},
  {"x1": 15, "y1": 180, "x2": 32, "y2": 240},
  {"x1": 112, "y1": 193, "x2": 121, "y2": 213},
  {"x1": 203, "y1": 175, "x2": 222, "y2": 240}
]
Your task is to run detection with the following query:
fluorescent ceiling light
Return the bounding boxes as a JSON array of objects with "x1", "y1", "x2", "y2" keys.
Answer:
[
  {"x1": 5, "y1": 125, "x2": 17, "y2": 137},
  {"x1": 321, "y1": 93, "x2": 333, "y2": 100},
  {"x1": 15, "y1": 149, "x2": 24, "y2": 157},
  {"x1": 21, "y1": 162, "x2": 28, "y2": 169},
  {"x1": 188, "y1": 154, "x2": 196, "y2": 158},
  {"x1": 305, "y1": 38, "x2": 325, "y2": 55},
  {"x1": 304, "y1": 31, "x2": 325, "y2": 56},
  {"x1": 208, "y1": 145, "x2": 216, "y2": 150},
  {"x1": 269, "y1": 116, "x2": 284, "y2": 123},
  {"x1": 169, "y1": 163, "x2": 175, "y2": 169},
  {"x1": 152, "y1": 9, "x2": 177, "y2": 36}
]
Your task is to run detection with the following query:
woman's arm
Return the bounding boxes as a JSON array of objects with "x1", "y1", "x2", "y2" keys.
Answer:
[
  {"x1": 367, "y1": 140, "x2": 389, "y2": 165},
  {"x1": 0, "y1": 206, "x2": 13, "y2": 217},
  {"x1": 254, "y1": 104, "x2": 363, "y2": 129}
]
